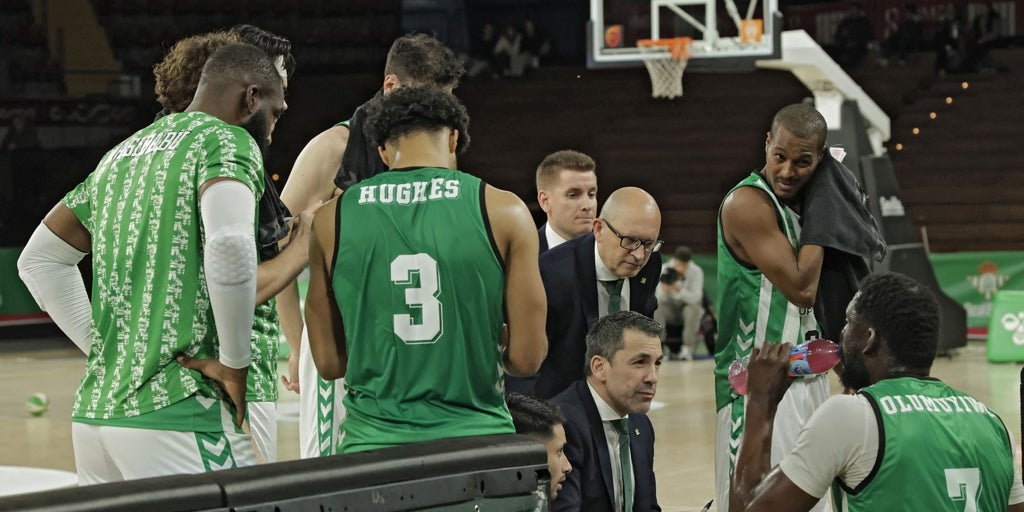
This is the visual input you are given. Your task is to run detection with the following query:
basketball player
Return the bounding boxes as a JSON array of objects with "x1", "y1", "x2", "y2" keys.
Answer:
[
  {"x1": 304, "y1": 86, "x2": 547, "y2": 453},
  {"x1": 17, "y1": 43, "x2": 285, "y2": 483},
  {"x1": 278, "y1": 33, "x2": 463, "y2": 458},
  {"x1": 714, "y1": 103, "x2": 830, "y2": 512},
  {"x1": 149, "y1": 25, "x2": 309, "y2": 463}
]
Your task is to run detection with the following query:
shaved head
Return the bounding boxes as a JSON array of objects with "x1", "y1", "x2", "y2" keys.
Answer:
[
  {"x1": 595, "y1": 187, "x2": 662, "y2": 278},
  {"x1": 599, "y1": 187, "x2": 660, "y2": 225}
]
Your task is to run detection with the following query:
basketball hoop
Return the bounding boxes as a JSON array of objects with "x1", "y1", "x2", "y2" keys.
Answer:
[{"x1": 637, "y1": 37, "x2": 691, "y2": 99}]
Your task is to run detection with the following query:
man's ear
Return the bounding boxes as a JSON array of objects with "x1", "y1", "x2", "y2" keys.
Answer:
[
  {"x1": 765, "y1": 131, "x2": 772, "y2": 150},
  {"x1": 244, "y1": 85, "x2": 260, "y2": 115},
  {"x1": 448, "y1": 129, "x2": 459, "y2": 154},
  {"x1": 382, "y1": 74, "x2": 400, "y2": 93},
  {"x1": 538, "y1": 189, "x2": 551, "y2": 213},
  {"x1": 589, "y1": 355, "x2": 607, "y2": 380},
  {"x1": 377, "y1": 145, "x2": 390, "y2": 167},
  {"x1": 863, "y1": 327, "x2": 880, "y2": 356}
]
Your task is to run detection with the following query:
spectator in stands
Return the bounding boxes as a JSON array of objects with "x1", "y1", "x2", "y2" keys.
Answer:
[
  {"x1": 522, "y1": 19, "x2": 552, "y2": 71},
  {"x1": 832, "y1": 1, "x2": 873, "y2": 68},
  {"x1": 934, "y1": 7, "x2": 973, "y2": 76},
  {"x1": 493, "y1": 24, "x2": 526, "y2": 77},
  {"x1": 654, "y1": 246, "x2": 705, "y2": 361},
  {"x1": 467, "y1": 23, "x2": 499, "y2": 79},
  {"x1": 507, "y1": 393, "x2": 573, "y2": 500},
  {"x1": 880, "y1": 4, "x2": 923, "y2": 66},
  {"x1": 971, "y1": 2, "x2": 1002, "y2": 71}
]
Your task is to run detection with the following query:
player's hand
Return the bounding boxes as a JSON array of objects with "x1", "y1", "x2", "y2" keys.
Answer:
[
  {"x1": 280, "y1": 352, "x2": 300, "y2": 394},
  {"x1": 745, "y1": 342, "x2": 793, "y2": 412},
  {"x1": 288, "y1": 201, "x2": 322, "y2": 244},
  {"x1": 177, "y1": 355, "x2": 249, "y2": 428}
]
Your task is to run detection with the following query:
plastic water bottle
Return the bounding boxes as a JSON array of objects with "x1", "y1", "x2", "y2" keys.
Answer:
[{"x1": 728, "y1": 339, "x2": 841, "y2": 396}]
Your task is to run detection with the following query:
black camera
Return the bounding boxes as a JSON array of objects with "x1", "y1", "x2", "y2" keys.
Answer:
[{"x1": 659, "y1": 267, "x2": 680, "y2": 284}]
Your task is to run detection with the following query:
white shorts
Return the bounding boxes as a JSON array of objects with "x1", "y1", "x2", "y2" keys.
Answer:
[
  {"x1": 247, "y1": 401, "x2": 277, "y2": 463},
  {"x1": 715, "y1": 374, "x2": 831, "y2": 512},
  {"x1": 298, "y1": 328, "x2": 346, "y2": 458},
  {"x1": 72, "y1": 417, "x2": 256, "y2": 485}
]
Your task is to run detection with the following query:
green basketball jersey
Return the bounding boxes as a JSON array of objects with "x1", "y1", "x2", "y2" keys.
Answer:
[
  {"x1": 333, "y1": 167, "x2": 513, "y2": 453},
  {"x1": 714, "y1": 172, "x2": 820, "y2": 410},
  {"x1": 64, "y1": 112, "x2": 264, "y2": 425},
  {"x1": 247, "y1": 299, "x2": 279, "y2": 402},
  {"x1": 832, "y1": 377, "x2": 1014, "y2": 512}
]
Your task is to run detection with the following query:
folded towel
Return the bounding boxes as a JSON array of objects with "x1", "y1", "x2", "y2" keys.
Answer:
[{"x1": 800, "y1": 149, "x2": 886, "y2": 262}]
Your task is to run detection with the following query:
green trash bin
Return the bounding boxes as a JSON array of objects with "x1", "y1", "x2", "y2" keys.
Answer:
[{"x1": 986, "y1": 290, "x2": 1024, "y2": 362}]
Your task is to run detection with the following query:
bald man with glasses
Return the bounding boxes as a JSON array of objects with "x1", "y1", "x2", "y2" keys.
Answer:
[{"x1": 533, "y1": 187, "x2": 663, "y2": 399}]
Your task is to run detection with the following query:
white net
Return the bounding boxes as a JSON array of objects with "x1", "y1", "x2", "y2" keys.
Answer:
[{"x1": 637, "y1": 46, "x2": 688, "y2": 99}]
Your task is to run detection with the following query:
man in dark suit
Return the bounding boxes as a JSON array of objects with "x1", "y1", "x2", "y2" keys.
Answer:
[
  {"x1": 551, "y1": 311, "x2": 663, "y2": 512},
  {"x1": 534, "y1": 187, "x2": 662, "y2": 399},
  {"x1": 535, "y1": 150, "x2": 598, "y2": 253}
]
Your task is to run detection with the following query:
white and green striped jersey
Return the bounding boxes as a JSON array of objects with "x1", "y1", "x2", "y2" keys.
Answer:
[
  {"x1": 64, "y1": 112, "x2": 264, "y2": 426},
  {"x1": 714, "y1": 172, "x2": 820, "y2": 411}
]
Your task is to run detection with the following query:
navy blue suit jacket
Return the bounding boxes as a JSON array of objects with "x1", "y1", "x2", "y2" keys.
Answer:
[
  {"x1": 538, "y1": 225, "x2": 549, "y2": 254},
  {"x1": 534, "y1": 234, "x2": 660, "y2": 398},
  {"x1": 551, "y1": 380, "x2": 660, "y2": 512}
]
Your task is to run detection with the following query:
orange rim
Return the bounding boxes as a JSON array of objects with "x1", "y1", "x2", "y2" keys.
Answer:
[{"x1": 637, "y1": 37, "x2": 692, "y2": 61}]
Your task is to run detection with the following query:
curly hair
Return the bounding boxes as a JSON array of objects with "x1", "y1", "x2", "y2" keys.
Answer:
[
  {"x1": 852, "y1": 272, "x2": 940, "y2": 369},
  {"x1": 154, "y1": 31, "x2": 239, "y2": 113},
  {"x1": 362, "y1": 86, "x2": 470, "y2": 154},
  {"x1": 384, "y1": 33, "x2": 464, "y2": 89},
  {"x1": 153, "y1": 25, "x2": 296, "y2": 114}
]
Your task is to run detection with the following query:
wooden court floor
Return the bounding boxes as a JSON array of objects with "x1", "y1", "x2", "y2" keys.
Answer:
[{"x1": 0, "y1": 338, "x2": 1019, "y2": 512}]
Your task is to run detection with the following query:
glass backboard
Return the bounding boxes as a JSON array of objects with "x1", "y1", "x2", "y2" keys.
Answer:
[{"x1": 588, "y1": 0, "x2": 781, "y2": 71}]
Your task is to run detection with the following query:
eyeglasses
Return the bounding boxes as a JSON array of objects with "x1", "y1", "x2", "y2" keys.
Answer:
[{"x1": 601, "y1": 219, "x2": 663, "y2": 253}]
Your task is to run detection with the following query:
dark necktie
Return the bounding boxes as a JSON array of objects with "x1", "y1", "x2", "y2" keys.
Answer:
[
  {"x1": 601, "y1": 279, "x2": 624, "y2": 315},
  {"x1": 613, "y1": 418, "x2": 633, "y2": 512}
]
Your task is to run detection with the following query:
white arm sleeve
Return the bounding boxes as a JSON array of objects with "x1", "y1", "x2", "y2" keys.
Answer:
[
  {"x1": 201, "y1": 179, "x2": 257, "y2": 369},
  {"x1": 16, "y1": 224, "x2": 92, "y2": 353},
  {"x1": 778, "y1": 394, "x2": 879, "y2": 498}
]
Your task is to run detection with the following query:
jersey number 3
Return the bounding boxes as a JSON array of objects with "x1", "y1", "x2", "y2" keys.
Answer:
[{"x1": 391, "y1": 253, "x2": 443, "y2": 344}]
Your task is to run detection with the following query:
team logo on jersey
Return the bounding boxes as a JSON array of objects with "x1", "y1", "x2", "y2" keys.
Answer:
[{"x1": 967, "y1": 261, "x2": 1009, "y2": 300}]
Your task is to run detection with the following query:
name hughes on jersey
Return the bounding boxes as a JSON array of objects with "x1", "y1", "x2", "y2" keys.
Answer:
[{"x1": 357, "y1": 178, "x2": 461, "y2": 205}]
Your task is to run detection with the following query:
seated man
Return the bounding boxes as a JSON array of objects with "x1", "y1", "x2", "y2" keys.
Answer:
[
  {"x1": 551, "y1": 311, "x2": 663, "y2": 512},
  {"x1": 731, "y1": 272, "x2": 1024, "y2": 511},
  {"x1": 507, "y1": 393, "x2": 574, "y2": 500}
]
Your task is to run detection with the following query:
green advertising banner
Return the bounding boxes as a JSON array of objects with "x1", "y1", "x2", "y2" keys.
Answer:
[
  {"x1": 0, "y1": 247, "x2": 48, "y2": 326},
  {"x1": 930, "y1": 252, "x2": 1024, "y2": 336}
]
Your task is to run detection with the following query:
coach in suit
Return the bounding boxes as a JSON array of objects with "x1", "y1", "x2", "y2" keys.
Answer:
[
  {"x1": 535, "y1": 150, "x2": 598, "y2": 254},
  {"x1": 551, "y1": 311, "x2": 663, "y2": 512},
  {"x1": 533, "y1": 187, "x2": 662, "y2": 399}
]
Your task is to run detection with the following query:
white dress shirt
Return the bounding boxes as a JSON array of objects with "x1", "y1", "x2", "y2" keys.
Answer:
[
  {"x1": 588, "y1": 381, "x2": 634, "y2": 512},
  {"x1": 544, "y1": 223, "x2": 569, "y2": 251}
]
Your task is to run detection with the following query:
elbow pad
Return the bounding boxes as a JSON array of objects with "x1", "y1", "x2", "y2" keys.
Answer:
[
  {"x1": 17, "y1": 223, "x2": 92, "y2": 353},
  {"x1": 201, "y1": 180, "x2": 258, "y2": 369}
]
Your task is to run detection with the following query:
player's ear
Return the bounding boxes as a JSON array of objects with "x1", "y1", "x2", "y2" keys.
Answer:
[
  {"x1": 764, "y1": 131, "x2": 771, "y2": 150},
  {"x1": 244, "y1": 84, "x2": 260, "y2": 115},
  {"x1": 448, "y1": 129, "x2": 459, "y2": 154},
  {"x1": 377, "y1": 145, "x2": 390, "y2": 167},
  {"x1": 382, "y1": 74, "x2": 400, "y2": 93},
  {"x1": 589, "y1": 355, "x2": 606, "y2": 380}
]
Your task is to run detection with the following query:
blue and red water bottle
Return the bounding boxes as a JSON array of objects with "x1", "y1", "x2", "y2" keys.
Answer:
[{"x1": 728, "y1": 339, "x2": 841, "y2": 396}]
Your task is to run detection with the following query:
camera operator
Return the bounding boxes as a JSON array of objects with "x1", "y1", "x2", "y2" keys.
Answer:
[{"x1": 654, "y1": 246, "x2": 706, "y2": 360}]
